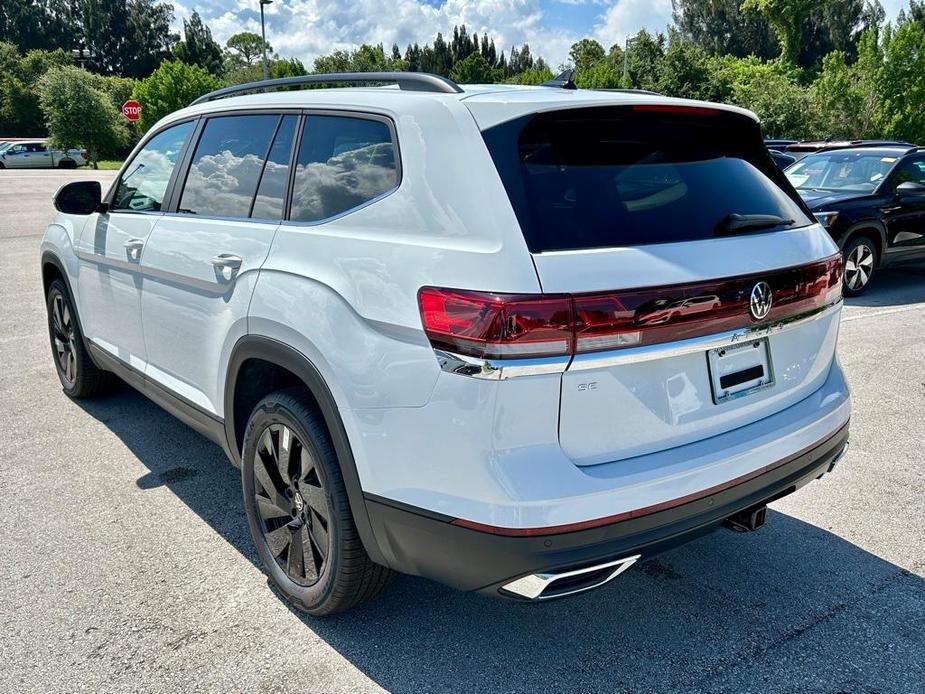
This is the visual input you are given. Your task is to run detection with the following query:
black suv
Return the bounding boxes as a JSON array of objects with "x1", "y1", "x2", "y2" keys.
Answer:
[{"x1": 785, "y1": 145, "x2": 925, "y2": 295}]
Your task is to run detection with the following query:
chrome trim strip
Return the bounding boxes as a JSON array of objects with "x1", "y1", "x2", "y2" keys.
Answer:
[
  {"x1": 502, "y1": 555, "x2": 641, "y2": 600},
  {"x1": 434, "y1": 350, "x2": 570, "y2": 381},
  {"x1": 568, "y1": 300, "x2": 842, "y2": 372}
]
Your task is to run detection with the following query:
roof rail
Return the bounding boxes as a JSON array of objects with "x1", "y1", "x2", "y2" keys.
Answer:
[{"x1": 190, "y1": 71, "x2": 463, "y2": 106}]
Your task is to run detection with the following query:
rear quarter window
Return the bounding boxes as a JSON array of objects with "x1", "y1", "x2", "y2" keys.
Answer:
[{"x1": 482, "y1": 106, "x2": 812, "y2": 252}]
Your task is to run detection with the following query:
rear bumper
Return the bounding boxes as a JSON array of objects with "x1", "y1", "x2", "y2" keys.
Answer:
[{"x1": 364, "y1": 421, "x2": 849, "y2": 597}]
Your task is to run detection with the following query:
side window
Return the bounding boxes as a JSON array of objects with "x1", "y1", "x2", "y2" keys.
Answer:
[
  {"x1": 32, "y1": 143, "x2": 47, "y2": 153},
  {"x1": 7, "y1": 144, "x2": 23, "y2": 154},
  {"x1": 112, "y1": 121, "x2": 194, "y2": 212},
  {"x1": 178, "y1": 114, "x2": 279, "y2": 218},
  {"x1": 251, "y1": 115, "x2": 297, "y2": 220},
  {"x1": 289, "y1": 115, "x2": 398, "y2": 222},
  {"x1": 892, "y1": 158, "x2": 925, "y2": 188}
]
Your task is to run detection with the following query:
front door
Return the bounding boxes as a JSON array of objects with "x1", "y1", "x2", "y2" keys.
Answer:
[
  {"x1": 883, "y1": 155, "x2": 925, "y2": 260},
  {"x1": 140, "y1": 113, "x2": 297, "y2": 415},
  {"x1": 74, "y1": 121, "x2": 195, "y2": 369}
]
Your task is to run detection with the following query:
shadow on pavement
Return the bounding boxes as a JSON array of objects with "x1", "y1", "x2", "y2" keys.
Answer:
[
  {"x1": 844, "y1": 265, "x2": 925, "y2": 308},
  {"x1": 74, "y1": 384, "x2": 924, "y2": 693}
]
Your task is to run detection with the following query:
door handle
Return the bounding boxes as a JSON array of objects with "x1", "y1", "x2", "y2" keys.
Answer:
[
  {"x1": 211, "y1": 253, "x2": 243, "y2": 281},
  {"x1": 123, "y1": 238, "x2": 144, "y2": 262}
]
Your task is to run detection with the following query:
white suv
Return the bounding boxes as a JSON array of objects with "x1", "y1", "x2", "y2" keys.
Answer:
[{"x1": 40, "y1": 72, "x2": 850, "y2": 615}]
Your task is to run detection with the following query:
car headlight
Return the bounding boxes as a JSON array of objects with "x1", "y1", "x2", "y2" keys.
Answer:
[{"x1": 814, "y1": 211, "x2": 839, "y2": 228}]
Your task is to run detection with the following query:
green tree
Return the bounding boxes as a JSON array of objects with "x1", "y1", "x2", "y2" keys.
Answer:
[
  {"x1": 131, "y1": 59, "x2": 221, "y2": 132},
  {"x1": 0, "y1": 0, "x2": 72, "y2": 53},
  {"x1": 875, "y1": 20, "x2": 925, "y2": 142},
  {"x1": 673, "y1": 0, "x2": 778, "y2": 59},
  {"x1": 173, "y1": 11, "x2": 223, "y2": 75},
  {"x1": 0, "y1": 45, "x2": 70, "y2": 136},
  {"x1": 569, "y1": 39, "x2": 606, "y2": 74},
  {"x1": 81, "y1": 0, "x2": 176, "y2": 78},
  {"x1": 714, "y1": 56, "x2": 819, "y2": 137},
  {"x1": 506, "y1": 66, "x2": 554, "y2": 85},
  {"x1": 657, "y1": 35, "x2": 719, "y2": 101},
  {"x1": 225, "y1": 32, "x2": 269, "y2": 69},
  {"x1": 742, "y1": 0, "x2": 824, "y2": 65},
  {"x1": 38, "y1": 65, "x2": 129, "y2": 166},
  {"x1": 450, "y1": 52, "x2": 494, "y2": 83},
  {"x1": 624, "y1": 31, "x2": 666, "y2": 90}
]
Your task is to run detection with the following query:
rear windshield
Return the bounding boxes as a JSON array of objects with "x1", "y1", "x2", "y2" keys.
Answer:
[{"x1": 481, "y1": 106, "x2": 812, "y2": 252}]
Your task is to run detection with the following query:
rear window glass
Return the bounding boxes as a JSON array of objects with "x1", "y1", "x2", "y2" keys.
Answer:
[{"x1": 482, "y1": 107, "x2": 811, "y2": 252}]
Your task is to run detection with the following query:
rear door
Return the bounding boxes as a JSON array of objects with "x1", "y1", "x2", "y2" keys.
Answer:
[
  {"x1": 140, "y1": 112, "x2": 297, "y2": 415},
  {"x1": 481, "y1": 105, "x2": 843, "y2": 465}
]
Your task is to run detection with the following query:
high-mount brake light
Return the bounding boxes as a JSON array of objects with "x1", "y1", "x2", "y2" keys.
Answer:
[
  {"x1": 419, "y1": 255, "x2": 842, "y2": 361},
  {"x1": 632, "y1": 104, "x2": 720, "y2": 116}
]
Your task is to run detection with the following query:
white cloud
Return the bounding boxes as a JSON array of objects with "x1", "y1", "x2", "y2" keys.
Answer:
[{"x1": 593, "y1": 0, "x2": 673, "y2": 50}]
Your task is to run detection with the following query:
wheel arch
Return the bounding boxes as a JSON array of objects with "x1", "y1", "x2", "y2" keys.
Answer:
[
  {"x1": 224, "y1": 335, "x2": 387, "y2": 566},
  {"x1": 839, "y1": 222, "x2": 886, "y2": 265}
]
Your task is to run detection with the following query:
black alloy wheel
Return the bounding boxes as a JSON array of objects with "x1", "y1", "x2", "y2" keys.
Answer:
[{"x1": 253, "y1": 423, "x2": 331, "y2": 585}]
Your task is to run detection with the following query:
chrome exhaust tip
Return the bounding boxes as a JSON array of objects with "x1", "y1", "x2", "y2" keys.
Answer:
[{"x1": 501, "y1": 555, "x2": 641, "y2": 601}]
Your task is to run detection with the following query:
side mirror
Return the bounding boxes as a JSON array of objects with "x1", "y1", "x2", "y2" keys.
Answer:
[
  {"x1": 895, "y1": 181, "x2": 925, "y2": 201},
  {"x1": 54, "y1": 180, "x2": 103, "y2": 215}
]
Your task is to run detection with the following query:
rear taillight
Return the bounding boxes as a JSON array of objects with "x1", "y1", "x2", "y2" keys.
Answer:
[
  {"x1": 419, "y1": 255, "x2": 842, "y2": 360},
  {"x1": 80, "y1": 149, "x2": 89, "y2": 159},
  {"x1": 418, "y1": 288, "x2": 572, "y2": 359}
]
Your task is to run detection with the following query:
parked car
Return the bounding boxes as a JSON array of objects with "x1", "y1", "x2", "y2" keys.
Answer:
[
  {"x1": 0, "y1": 140, "x2": 87, "y2": 168},
  {"x1": 40, "y1": 73, "x2": 850, "y2": 615},
  {"x1": 785, "y1": 144, "x2": 925, "y2": 295},
  {"x1": 770, "y1": 139, "x2": 914, "y2": 164}
]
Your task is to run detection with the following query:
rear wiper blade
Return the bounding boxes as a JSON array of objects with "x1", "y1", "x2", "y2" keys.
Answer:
[{"x1": 715, "y1": 213, "x2": 794, "y2": 236}]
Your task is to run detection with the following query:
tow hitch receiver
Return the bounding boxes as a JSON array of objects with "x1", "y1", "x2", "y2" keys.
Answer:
[{"x1": 724, "y1": 504, "x2": 768, "y2": 533}]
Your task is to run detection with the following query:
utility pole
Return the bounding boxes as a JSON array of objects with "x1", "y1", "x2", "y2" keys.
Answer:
[{"x1": 259, "y1": 0, "x2": 274, "y2": 81}]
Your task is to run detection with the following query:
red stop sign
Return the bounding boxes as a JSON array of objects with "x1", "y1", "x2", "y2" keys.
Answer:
[{"x1": 122, "y1": 100, "x2": 142, "y2": 122}]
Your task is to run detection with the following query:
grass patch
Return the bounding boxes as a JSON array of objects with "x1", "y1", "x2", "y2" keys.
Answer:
[{"x1": 94, "y1": 160, "x2": 124, "y2": 170}]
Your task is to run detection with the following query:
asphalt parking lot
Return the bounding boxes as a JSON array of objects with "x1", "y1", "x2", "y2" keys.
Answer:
[{"x1": 0, "y1": 169, "x2": 923, "y2": 693}]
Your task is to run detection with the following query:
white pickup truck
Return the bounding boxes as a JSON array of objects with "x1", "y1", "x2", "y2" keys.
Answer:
[{"x1": 0, "y1": 140, "x2": 88, "y2": 169}]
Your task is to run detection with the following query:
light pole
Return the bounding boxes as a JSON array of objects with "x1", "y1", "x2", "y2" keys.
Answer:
[
  {"x1": 622, "y1": 35, "x2": 639, "y2": 88},
  {"x1": 259, "y1": 0, "x2": 273, "y2": 81}
]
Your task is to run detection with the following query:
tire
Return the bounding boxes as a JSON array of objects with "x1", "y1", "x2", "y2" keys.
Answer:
[
  {"x1": 843, "y1": 235, "x2": 878, "y2": 296},
  {"x1": 241, "y1": 389, "x2": 393, "y2": 615},
  {"x1": 45, "y1": 279, "x2": 115, "y2": 398},
  {"x1": 57, "y1": 159, "x2": 77, "y2": 170}
]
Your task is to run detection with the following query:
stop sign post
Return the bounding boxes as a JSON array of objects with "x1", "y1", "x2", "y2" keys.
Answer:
[{"x1": 122, "y1": 100, "x2": 142, "y2": 122}]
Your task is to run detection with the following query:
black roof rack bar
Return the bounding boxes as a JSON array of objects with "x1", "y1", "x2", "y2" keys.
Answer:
[{"x1": 190, "y1": 71, "x2": 463, "y2": 106}]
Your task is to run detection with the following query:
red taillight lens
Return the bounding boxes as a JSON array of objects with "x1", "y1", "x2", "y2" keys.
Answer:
[
  {"x1": 418, "y1": 287, "x2": 573, "y2": 359},
  {"x1": 419, "y1": 255, "x2": 842, "y2": 360}
]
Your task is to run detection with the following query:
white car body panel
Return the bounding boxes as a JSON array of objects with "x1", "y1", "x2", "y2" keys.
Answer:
[{"x1": 43, "y1": 82, "x2": 851, "y2": 540}]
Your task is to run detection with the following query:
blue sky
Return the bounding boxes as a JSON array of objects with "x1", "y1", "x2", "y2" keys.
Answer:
[{"x1": 174, "y1": 0, "x2": 911, "y2": 70}]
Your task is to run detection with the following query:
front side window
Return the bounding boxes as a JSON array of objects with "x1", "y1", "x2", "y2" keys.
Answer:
[
  {"x1": 891, "y1": 157, "x2": 925, "y2": 188},
  {"x1": 178, "y1": 114, "x2": 280, "y2": 218},
  {"x1": 112, "y1": 121, "x2": 194, "y2": 212},
  {"x1": 289, "y1": 115, "x2": 398, "y2": 222}
]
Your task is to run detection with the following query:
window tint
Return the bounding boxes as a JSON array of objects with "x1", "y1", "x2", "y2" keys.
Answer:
[
  {"x1": 892, "y1": 157, "x2": 925, "y2": 188},
  {"x1": 483, "y1": 107, "x2": 811, "y2": 251},
  {"x1": 251, "y1": 115, "x2": 297, "y2": 220},
  {"x1": 290, "y1": 115, "x2": 398, "y2": 222},
  {"x1": 112, "y1": 121, "x2": 193, "y2": 212},
  {"x1": 178, "y1": 114, "x2": 280, "y2": 218}
]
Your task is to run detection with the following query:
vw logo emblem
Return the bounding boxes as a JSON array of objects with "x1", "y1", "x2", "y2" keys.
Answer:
[{"x1": 749, "y1": 281, "x2": 773, "y2": 321}]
